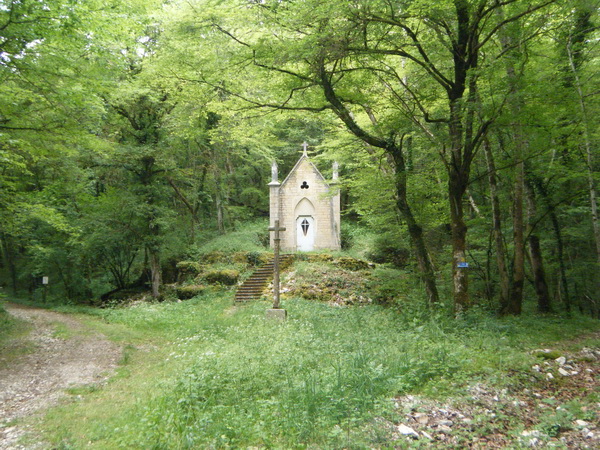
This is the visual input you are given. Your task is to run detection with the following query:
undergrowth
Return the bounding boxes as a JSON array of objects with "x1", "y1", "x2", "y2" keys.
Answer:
[
  {"x1": 0, "y1": 301, "x2": 29, "y2": 345},
  {"x1": 40, "y1": 294, "x2": 600, "y2": 449}
]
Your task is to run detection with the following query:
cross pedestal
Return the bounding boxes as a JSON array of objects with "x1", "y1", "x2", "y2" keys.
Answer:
[{"x1": 268, "y1": 219, "x2": 286, "y2": 315}]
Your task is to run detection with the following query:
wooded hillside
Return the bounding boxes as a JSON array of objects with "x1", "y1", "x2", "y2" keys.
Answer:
[{"x1": 1, "y1": 0, "x2": 599, "y2": 316}]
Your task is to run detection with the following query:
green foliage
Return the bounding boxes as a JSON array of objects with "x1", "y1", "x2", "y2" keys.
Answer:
[
  {"x1": 0, "y1": 303, "x2": 13, "y2": 343},
  {"x1": 193, "y1": 220, "x2": 269, "y2": 255},
  {"x1": 175, "y1": 284, "x2": 206, "y2": 300},
  {"x1": 367, "y1": 231, "x2": 412, "y2": 268},
  {"x1": 175, "y1": 261, "x2": 202, "y2": 281},
  {"x1": 203, "y1": 269, "x2": 240, "y2": 286},
  {"x1": 334, "y1": 256, "x2": 372, "y2": 271},
  {"x1": 368, "y1": 268, "x2": 413, "y2": 306},
  {"x1": 244, "y1": 251, "x2": 271, "y2": 266},
  {"x1": 46, "y1": 297, "x2": 597, "y2": 449},
  {"x1": 0, "y1": 302, "x2": 31, "y2": 354},
  {"x1": 339, "y1": 221, "x2": 361, "y2": 250}
]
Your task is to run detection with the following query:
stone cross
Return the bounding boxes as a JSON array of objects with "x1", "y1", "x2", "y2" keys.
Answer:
[
  {"x1": 302, "y1": 141, "x2": 308, "y2": 156},
  {"x1": 268, "y1": 219, "x2": 286, "y2": 309}
]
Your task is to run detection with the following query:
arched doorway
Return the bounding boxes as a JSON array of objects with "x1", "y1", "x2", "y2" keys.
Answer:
[{"x1": 294, "y1": 197, "x2": 316, "y2": 251}]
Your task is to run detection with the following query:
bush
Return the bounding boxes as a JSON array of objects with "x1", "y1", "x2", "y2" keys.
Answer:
[
  {"x1": 202, "y1": 251, "x2": 229, "y2": 264},
  {"x1": 298, "y1": 253, "x2": 333, "y2": 263},
  {"x1": 245, "y1": 251, "x2": 270, "y2": 266},
  {"x1": 176, "y1": 261, "x2": 202, "y2": 281},
  {"x1": 204, "y1": 270, "x2": 240, "y2": 286},
  {"x1": 176, "y1": 285, "x2": 206, "y2": 300},
  {"x1": 340, "y1": 221, "x2": 363, "y2": 250},
  {"x1": 232, "y1": 252, "x2": 248, "y2": 264},
  {"x1": 367, "y1": 267, "x2": 411, "y2": 305},
  {"x1": 334, "y1": 256, "x2": 372, "y2": 271},
  {"x1": 0, "y1": 304, "x2": 13, "y2": 341},
  {"x1": 367, "y1": 233, "x2": 411, "y2": 267},
  {"x1": 193, "y1": 220, "x2": 269, "y2": 254}
]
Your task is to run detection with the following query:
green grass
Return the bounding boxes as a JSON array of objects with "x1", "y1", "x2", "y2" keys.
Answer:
[
  {"x1": 36, "y1": 293, "x2": 600, "y2": 449},
  {"x1": 0, "y1": 301, "x2": 32, "y2": 361},
  {"x1": 193, "y1": 219, "x2": 270, "y2": 254}
]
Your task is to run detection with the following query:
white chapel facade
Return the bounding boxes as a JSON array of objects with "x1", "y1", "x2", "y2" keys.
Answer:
[{"x1": 269, "y1": 144, "x2": 341, "y2": 252}]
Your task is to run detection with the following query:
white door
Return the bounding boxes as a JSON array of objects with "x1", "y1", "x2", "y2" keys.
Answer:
[{"x1": 296, "y1": 216, "x2": 315, "y2": 251}]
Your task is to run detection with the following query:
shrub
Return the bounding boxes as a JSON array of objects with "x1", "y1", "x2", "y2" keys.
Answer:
[
  {"x1": 334, "y1": 256, "x2": 372, "y2": 271},
  {"x1": 202, "y1": 251, "x2": 229, "y2": 264},
  {"x1": 367, "y1": 233, "x2": 411, "y2": 267},
  {"x1": 306, "y1": 253, "x2": 334, "y2": 262},
  {"x1": 175, "y1": 261, "x2": 202, "y2": 281},
  {"x1": 204, "y1": 270, "x2": 240, "y2": 286},
  {"x1": 367, "y1": 267, "x2": 410, "y2": 305},
  {"x1": 232, "y1": 252, "x2": 248, "y2": 264},
  {"x1": 176, "y1": 285, "x2": 206, "y2": 300},
  {"x1": 246, "y1": 251, "x2": 270, "y2": 266},
  {"x1": 340, "y1": 221, "x2": 364, "y2": 250}
]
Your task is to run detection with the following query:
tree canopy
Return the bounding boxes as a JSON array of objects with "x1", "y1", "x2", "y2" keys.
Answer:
[{"x1": 0, "y1": 0, "x2": 599, "y2": 317}]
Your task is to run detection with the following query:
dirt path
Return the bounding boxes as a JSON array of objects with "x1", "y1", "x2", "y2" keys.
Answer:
[{"x1": 0, "y1": 303, "x2": 122, "y2": 449}]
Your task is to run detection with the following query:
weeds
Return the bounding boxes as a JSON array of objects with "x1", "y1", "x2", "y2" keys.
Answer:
[
  {"x1": 62, "y1": 298, "x2": 596, "y2": 449},
  {"x1": 30, "y1": 284, "x2": 600, "y2": 449}
]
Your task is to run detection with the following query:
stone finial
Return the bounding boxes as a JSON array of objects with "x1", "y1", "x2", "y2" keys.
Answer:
[
  {"x1": 332, "y1": 161, "x2": 339, "y2": 180},
  {"x1": 302, "y1": 141, "x2": 308, "y2": 156},
  {"x1": 271, "y1": 160, "x2": 278, "y2": 183}
]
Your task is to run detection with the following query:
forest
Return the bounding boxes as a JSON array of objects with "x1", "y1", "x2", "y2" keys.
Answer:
[
  {"x1": 2, "y1": 1, "x2": 600, "y2": 448},
  {"x1": 1, "y1": 0, "x2": 600, "y2": 315}
]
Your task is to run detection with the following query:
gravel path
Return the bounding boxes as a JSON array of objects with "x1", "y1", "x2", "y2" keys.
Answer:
[{"x1": 0, "y1": 303, "x2": 122, "y2": 449}]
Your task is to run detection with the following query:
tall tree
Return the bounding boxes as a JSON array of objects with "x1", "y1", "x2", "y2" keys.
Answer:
[{"x1": 179, "y1": 0, "x2": 556, "y2": 311}]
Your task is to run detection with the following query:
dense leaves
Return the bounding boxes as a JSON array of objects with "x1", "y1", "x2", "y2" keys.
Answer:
[{"x1": 0, "y1": 0, "x2": 598, "y2": 316}]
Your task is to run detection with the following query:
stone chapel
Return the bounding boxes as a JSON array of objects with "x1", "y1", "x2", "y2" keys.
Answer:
[{"x1": 269, "y1": 144, "x2": 341, "y2": 252}]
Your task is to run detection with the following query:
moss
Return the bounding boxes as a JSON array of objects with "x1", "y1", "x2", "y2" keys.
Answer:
[
  {"x1": 204, "y1": 270, "x2": 240, "y2": 286},
  {"x1": 305, "y1": 253, "x2": 334, "y2": 262},
  {"x1": 533, "y1": 349, "x2": 563, "y2": 360},
  {"x1": 176, "y1": 285, "x2": 206, "y2": 300},
  {"x1": 246, "y1": 251, "x2": 271, "y2": 266},
  {"x1": 202, "y1": 251, "x2": 229, "y2": 264},
  {"x1": 232, "y1": 252, "x2": 248, "y2": 264},
  {"x1": 176, "y1": 261, "x2": 202, "y2": 281},
  {"x1": 334, "y1": 257, "x2": 372, "y2": 271}
]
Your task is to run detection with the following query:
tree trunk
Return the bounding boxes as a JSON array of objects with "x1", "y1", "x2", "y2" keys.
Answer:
[
  {"x1": 389, "y1": 145, "x2": 439, "y2": 305},
  {"x1": 148, "y1": 247, "x2": 161, "y2": 299},
  {"x1": 567, "y1": 40, "x2": 600, "y2": 268},
  {"x1": 498, "y1": 13, "x2": 526, "y2": 316},
  {"x1": 449, "y1": 171, "x2": 470, "y2": 314},
  {"x1": 533, "y1": 175, "x2": 571, "y2": 311},
  {"x1": 525, "y1": 174, "x2": 552, "y2": 313},
  {"x1": 508, "y1": 148, "x2": 525, "y2": 316},
  {"x1": 0, "y1": 233, "x2": 18, "y2": 294},
  {"x1": 214, "y1": 168, "x2": 225, "y2": 234},
  {"x1": 484, "y1": 138, "x2": 510, "y2": 310}
]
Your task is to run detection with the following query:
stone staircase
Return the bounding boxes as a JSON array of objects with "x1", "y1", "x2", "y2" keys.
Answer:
[{"x1": 234, "y1": 255, "x2": 294, "y2": 302}]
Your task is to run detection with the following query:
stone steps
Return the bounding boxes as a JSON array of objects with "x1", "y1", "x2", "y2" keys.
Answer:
[{"x1": 234, "y1": 255, "x2": 294, "y2": 302}]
